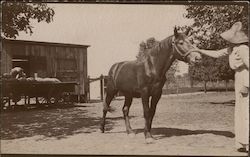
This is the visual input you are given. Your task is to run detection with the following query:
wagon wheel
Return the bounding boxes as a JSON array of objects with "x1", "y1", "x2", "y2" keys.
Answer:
[
  {"x1": 1, "y1": 97, "x2": 10, "y2": 110},
  {"x1": 45, "y1": 92, "x2": 64, "y2": 105},
  {"x1": 48, "y1": 96, "x2": 64, "y2": 105},
  {"x1": 31, "y1": 97, "x2": 49, "y2": 108},
  {"x1": 36, "y1": 97, "x2": 47, "y2": 105},
  {"x1": 44, "y1": 96, "x2": 56, "y2": 105},
  {"x1": 62, "y1": 92, "x2": 74, "y2": 105},
  {"x1": 53, "y1": 88, "x2": 66, "y2": 105},
  {"x1": 56, "y1": 96, "x2": 65, "y2": 105}
]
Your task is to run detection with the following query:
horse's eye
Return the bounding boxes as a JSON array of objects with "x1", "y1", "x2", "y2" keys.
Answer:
[{"x1": 179, "y1": 41, "x2": 184, "y2": 45}]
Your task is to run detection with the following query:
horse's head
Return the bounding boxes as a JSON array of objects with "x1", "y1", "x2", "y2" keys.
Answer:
[{"x1": 172, "y1": 27, "x2": 201, "y2": 65}]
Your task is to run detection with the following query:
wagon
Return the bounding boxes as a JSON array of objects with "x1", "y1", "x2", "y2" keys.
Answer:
[{"x1": 1, "y1": 79, "x2": 77, "y2": 109}]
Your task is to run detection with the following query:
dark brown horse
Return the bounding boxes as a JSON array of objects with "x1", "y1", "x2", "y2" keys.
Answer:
[{"x1": 100, "y1": 27, "x2": 201, "y2": 143}]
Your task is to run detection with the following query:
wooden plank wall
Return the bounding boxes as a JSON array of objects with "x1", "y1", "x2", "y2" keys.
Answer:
[
  {"x1": 1, "y1": 44, "x2": 12, "y2": 74},
  {"x1": 2, "y1": 41, "x2": 88, "y2": 96}
]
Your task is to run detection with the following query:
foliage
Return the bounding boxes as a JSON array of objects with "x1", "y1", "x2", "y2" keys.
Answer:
[
  {"x1": 185, "y1": 5, "x2": 248, "y2": 84},
  {"x1": 2, "y1": 2, "x2": 55, "y2": 39},
  {"x1": 165, "y1": 60, "x2": 178, "y2": 87},
  {"x1": 136, "y1": 37, "x2": 160, "y2": 61},
  {"x1": 136, "y1": 37, "x2": 178, "y2": 86}
]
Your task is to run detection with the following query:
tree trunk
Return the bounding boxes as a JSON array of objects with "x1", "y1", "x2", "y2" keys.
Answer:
[
  {"x1": 190, "y1": 77, "x2": 194, "y2": 88},
  {"x1": 217, "y1": 79, "x2": 220, "y2": 92},
  {"x1": 204, "y1": 81, "x2": 207, "y2": 93},
  {"x1": 176, "y1": 85, "x2": 179, "y2": 95},
  {"x1": 225, "y1": 80, "x2": 228, "y2": 92},
  {"x1": 87, "y1": 76, "x2": 91, "y2": 102},
  {"x1": 100, "y1": 75, "x2": 104, "y2": 101}
]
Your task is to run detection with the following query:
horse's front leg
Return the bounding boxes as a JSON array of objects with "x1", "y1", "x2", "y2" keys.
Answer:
[
  {"x1": 141, "y1": 88, "x2": 153, "y2": 143},
  {"x1": 149, "y1": 89, "x2": 162, "y2": 131}
]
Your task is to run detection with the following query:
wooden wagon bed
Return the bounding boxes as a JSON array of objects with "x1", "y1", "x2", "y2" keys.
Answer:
[{"x1": 1, "y1": 79, "x2": 77, "y2": 109}]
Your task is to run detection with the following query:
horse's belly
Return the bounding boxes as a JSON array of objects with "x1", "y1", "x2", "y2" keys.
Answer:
[{"x1": 132, "y1": 92, "x2": 141, "y2": 98}]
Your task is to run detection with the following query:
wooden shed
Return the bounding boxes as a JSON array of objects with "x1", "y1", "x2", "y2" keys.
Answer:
[{"x1": 1, "y1": 39, "x2": 90, "y2": 102}]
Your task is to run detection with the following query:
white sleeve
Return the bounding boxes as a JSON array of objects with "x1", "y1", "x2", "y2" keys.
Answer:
[
  {"x1": 200, "y1": 48, "x2": 229, "y2": 58},
  {"x1": 215, "y1": 48, "x2": 230, "y2": 58},
  {"x1": 237, "y1": 45, "x2": 249, "y2": 69}
]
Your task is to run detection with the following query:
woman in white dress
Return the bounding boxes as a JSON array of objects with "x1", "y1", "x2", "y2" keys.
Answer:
[{"x1": 195, "y1": 21, "x2": 249, "y2": 153}]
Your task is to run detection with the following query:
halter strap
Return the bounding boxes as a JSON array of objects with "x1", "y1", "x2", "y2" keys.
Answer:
[{"x1": 171, "y1": 37, "x2": 192, "y2": 59}]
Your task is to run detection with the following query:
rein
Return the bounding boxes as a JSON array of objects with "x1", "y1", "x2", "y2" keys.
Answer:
[{"x1": 171, "y1": 37, "x2": 192, "y2": 60}]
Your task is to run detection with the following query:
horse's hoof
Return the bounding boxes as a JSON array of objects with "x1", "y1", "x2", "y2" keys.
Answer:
[
  {"x1": 98, "y1": 129, "x2": 104, "y2": 133},
  {"x1": 99, "y1": 127, "x2": 105, "y2": 133},
  {"x1": 128, "y1": 133, "x2": 136, "y2": 138},
  {"x1": 107, "y1": 107, "x2": 115, "y2": 113},
  {"x1": 145, "y1": 137, "x2": 154, "y2": 144}
]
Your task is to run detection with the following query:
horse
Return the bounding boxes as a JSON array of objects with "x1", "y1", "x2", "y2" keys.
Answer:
[{"x1": 100, "y1": 27, "x2": 201, "y2": 143}]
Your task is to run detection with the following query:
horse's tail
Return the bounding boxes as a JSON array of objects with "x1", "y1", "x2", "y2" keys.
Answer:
[
  {"x1": 103, "y1": 62, "x2": 128, "y2": 113},
  {"x1": 101, "y1": 63, "x2": 119, "y2": 113},
  {"x1": 108, "y1": 63, "x2": 119, "y2": 88}
]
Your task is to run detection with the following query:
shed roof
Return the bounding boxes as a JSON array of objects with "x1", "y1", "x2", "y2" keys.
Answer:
[{"x1": 3, "y1": 38, "x2": 90, "y2": 49}]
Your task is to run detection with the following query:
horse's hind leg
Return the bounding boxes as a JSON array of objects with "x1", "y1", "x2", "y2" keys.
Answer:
[
  {"x1": 100, "y1": 89, "x2": 117, "y2": 133},
  {"x1": 122, "y1": 95, "x2": 135, "y2": 136}
]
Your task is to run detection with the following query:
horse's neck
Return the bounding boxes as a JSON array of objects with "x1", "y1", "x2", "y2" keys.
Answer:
[
  {"x1": 153, "y1": 37, "x2": 176, "y2": 81},
  {"x1": 160, "y1": 55, "x2": 175, "y2": 79}
]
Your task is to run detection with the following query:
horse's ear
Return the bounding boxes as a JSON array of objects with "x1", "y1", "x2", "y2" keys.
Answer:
[
  {"x1": 174, "y1": 26, "x2": 178, "y2": 38},
  {"x1": 185, "y1": 27, "x2": 191, "y2": 36}
]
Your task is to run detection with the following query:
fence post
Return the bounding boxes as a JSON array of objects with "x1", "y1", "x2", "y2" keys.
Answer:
[
  {"x1": 100, "y1": 74, "x2": 104, "y2": 101},
  {"x1": 87, "y1": 76, "x2": 90, "y2": 101},
  {"x1": 78, "y1": 82, "x2": 81, "y2": 103}
]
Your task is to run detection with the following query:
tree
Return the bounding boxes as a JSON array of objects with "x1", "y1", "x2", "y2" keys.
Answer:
[
  {"x1": 188, "y1": 56, "x2": 220, "y2": 93},
  {"x1": 136, "y1": 37, "x2": 179, "y2": 88},
  {"x1": 216, "y1": 57, "x2": 235, "y2": 91},
  {"x1": 184, "y1": 5, "x2": 248, "y2": 92},
  {"x1": 2, "y1": 2, "x2": 55, "y2": 39},
  {"x1": 136, "y1": 37, "x2": 160, "y2": 60},
  {"x1": 165, "y1": 60, "x2": 178, "y2": 89}
]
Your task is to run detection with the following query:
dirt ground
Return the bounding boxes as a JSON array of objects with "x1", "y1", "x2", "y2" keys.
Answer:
[{"x1": 0, "y1": 92, "x2": 248, "y2": 156}]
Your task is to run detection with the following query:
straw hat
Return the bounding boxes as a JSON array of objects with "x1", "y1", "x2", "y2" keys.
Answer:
[{"x1": 220, "y1": 22, "x2": 248, "y2": 44}]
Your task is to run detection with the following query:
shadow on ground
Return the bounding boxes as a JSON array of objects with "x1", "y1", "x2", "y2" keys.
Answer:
[
  {"x1": 1, "y1": 103, "x2": 88, "y2": 113},
  {"x1": 1, "y1": 107, "x2": 114, "y2": 140},
  {"x1": 135, "y1": 127, "x2": 234, "y2": 139},
  {"x1": 209, "y1": 99, "x2": 235, "y2": 106},
  {"x1": 106, "y1": 115, "x2": 136, "y2": 121},
  {"x1": 88, "y1": 97, "x2": 124, "y2": 104}
]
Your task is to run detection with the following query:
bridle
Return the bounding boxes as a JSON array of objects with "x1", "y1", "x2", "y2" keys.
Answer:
[{"x1": 171, "y1": 37, "x2": 194, "y2": 60}]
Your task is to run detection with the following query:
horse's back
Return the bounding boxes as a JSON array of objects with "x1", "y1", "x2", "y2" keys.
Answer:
[
  {"x1": 107, "y1": 61, "x2": 142, "y2": 93},
  {"x1": 108, "y1": 61, "x2": 139, "y2": 78}
]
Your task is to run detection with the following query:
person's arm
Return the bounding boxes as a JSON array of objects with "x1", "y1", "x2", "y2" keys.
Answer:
[
  {"x1": 196, "y1": 48, "x2": 229, "y2": 58},
  {"x1": 237, "y1": 45, "x2": 249, "y2": 69}
]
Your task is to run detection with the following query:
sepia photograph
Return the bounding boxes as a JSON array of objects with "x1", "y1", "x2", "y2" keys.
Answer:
[{"x1": 1, "y1": 1, "x2": 249, "y2": 156}]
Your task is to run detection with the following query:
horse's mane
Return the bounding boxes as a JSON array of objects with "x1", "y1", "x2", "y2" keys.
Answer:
[{"x1": 136, "y1": 35, "x2": 173, "y2": 62}]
